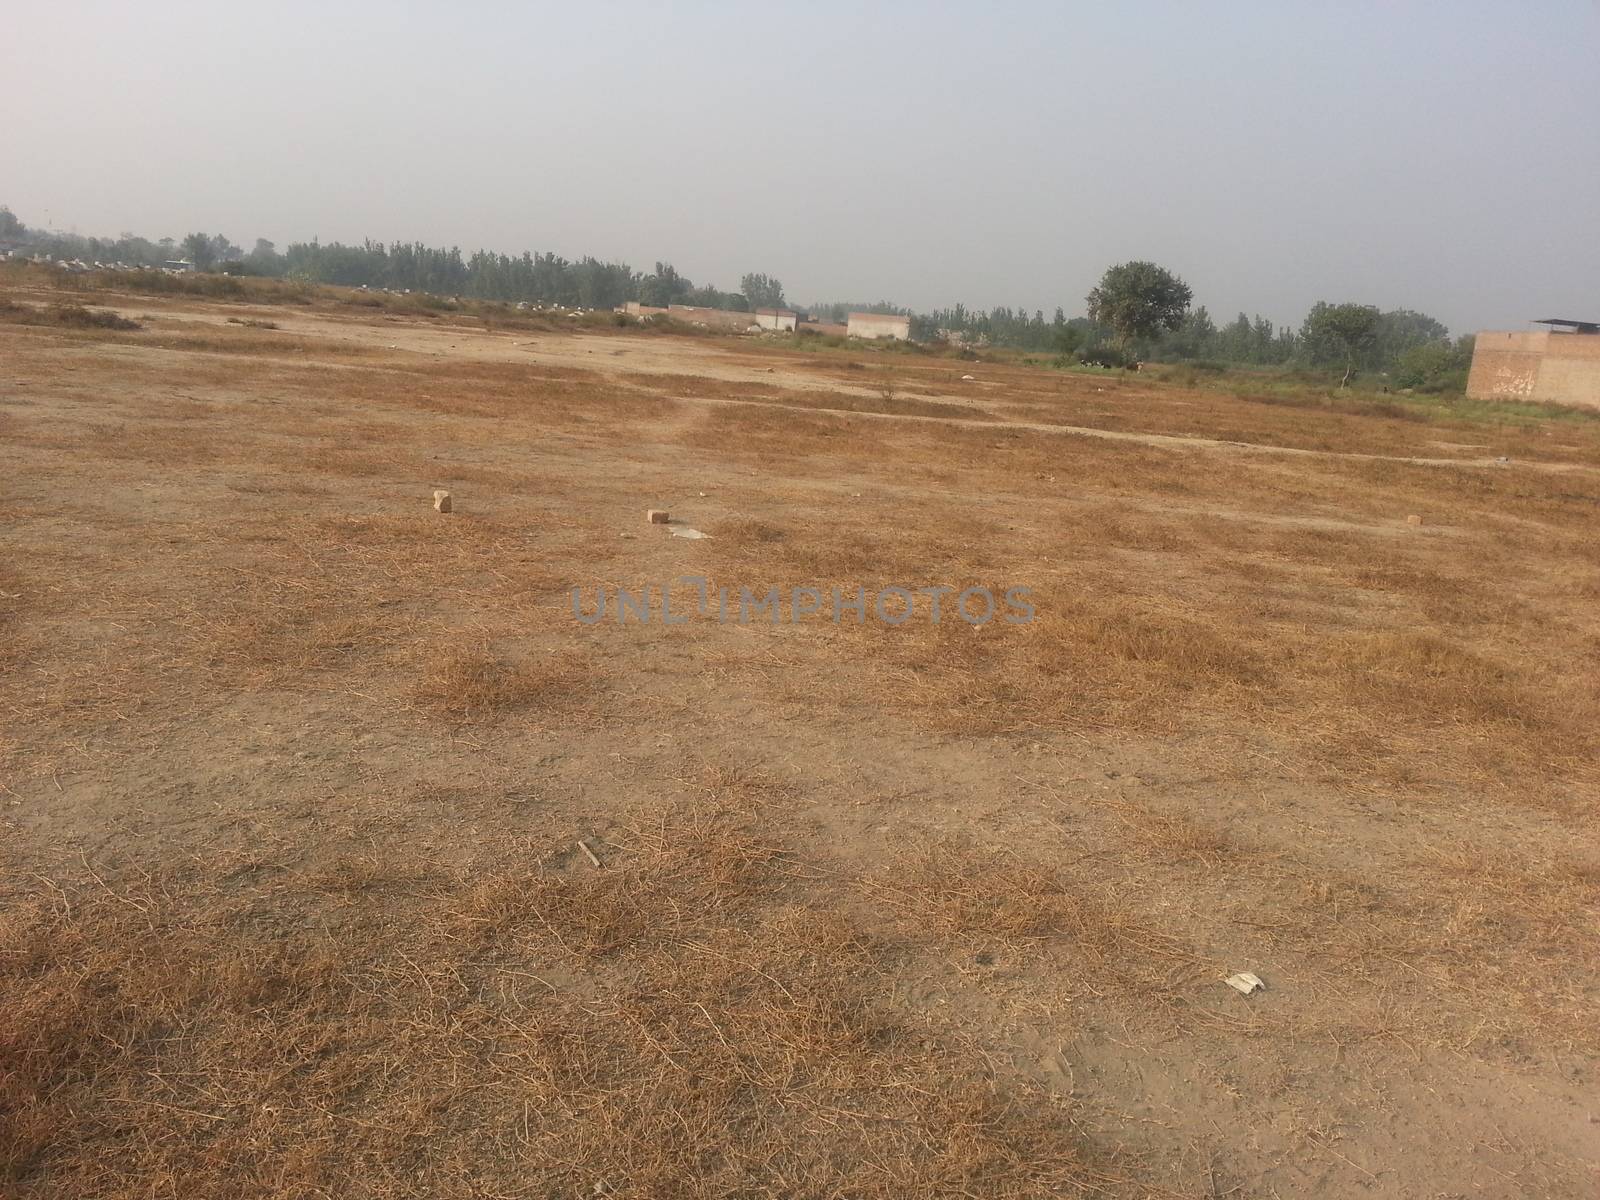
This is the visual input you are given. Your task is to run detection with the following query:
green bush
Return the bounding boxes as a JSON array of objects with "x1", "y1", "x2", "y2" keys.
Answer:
[
  {"x1": 1079, "y1": 345, "x2": 1135, "y2": 369},
  {"x1": 1393, "y1": 337, "x2": 1472, "y2": 393}
]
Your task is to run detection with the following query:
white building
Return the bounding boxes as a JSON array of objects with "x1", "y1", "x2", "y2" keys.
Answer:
[
  {"x1": 847, "y1": 311, "x2": 911, "y2": 341},
  {"x1": 754, "y1": 308, "x2": 799, "y2": 333}
]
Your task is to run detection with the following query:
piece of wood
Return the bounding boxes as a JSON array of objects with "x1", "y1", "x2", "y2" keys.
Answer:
[{"x1": 577, "y1": 839, "x2": 602, "y2": 868}]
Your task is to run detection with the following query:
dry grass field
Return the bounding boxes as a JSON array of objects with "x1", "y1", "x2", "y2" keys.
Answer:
[{"x1": 2, "y1": 270, "x2": 1598, "y2": 1198}]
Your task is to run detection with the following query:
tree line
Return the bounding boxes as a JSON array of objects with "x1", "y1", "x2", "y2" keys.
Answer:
[
  {"x1": 1074, "y1": 260, "x2": 1472, "y2": 389},
  {"x1": 0, "y1": 207, "x2": 789, "y2": 316},
  {"x1": 2, "y1": 205, "x2": 1474, "y2": 388}
]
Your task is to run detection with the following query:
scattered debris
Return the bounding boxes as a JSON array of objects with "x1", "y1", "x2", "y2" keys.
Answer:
[
  {"x1": 1224, "y1": 972, "x2": 1265, "y2": 995},
  {"x1": 577, "y1": 839, "x2": 603, "y2": 868},
  {"x1": 619, "y1": 532, "x2": 636, "y2": 539},
  {"x1": 647, "y1": 509, "x2": 670, "y2": 524},
  {"x1": 1406, "y1": 514, "x2": 1423, "y2": 526},
  {"x1": 432, "y1": 489, "x2": 452, "y2": 514},
  {"x1": 961, "y1": 374, "x2": 976, "y2": 381},
  {"x1": 1495, "y1": 455, "x2": 1510, "y2": 464},
  {"x1": 671, "y1": 526, "x2": 711, "y2": 539}
]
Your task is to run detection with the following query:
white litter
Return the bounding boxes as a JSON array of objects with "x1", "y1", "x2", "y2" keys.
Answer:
[
  {"x1": 670, "y1": 526, "x2": 711, "y2": 539},
  {"x1": 1223, "y1": 972, "x2": 1265, "y2": 995},
  {"x1": 961, "y1": 374, "x2": 975, "y2": 381}
]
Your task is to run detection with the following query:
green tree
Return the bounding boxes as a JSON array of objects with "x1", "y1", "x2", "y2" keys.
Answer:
[
  {"x1": 1155, "y1": 304, "x2": 1216, "y2": 360},
  {"x1": 246, "y1": 238, "x2": 282, "y2": 275},
  {"x1": 1300, "y1": 302, "x2": 1380, "y2": 387},
  {"x1": 638, "y1": 261, "x2": 690, "y2": 308},
  {"x1": 1373, "y1": 309, "x2": 1449, "y2": 372},
  {"x1": 0, "y1": 206, "x2": 24, "y2": 238},
  {"x1": 1086, "y1": 261, "x2": 1193, "y2": 353},
  {"x1": 181, "y1": 232, "x2": 215, "y2": 270},
  {"x1": 740, "y1": 272, "x2": 785, "y2": 309}
]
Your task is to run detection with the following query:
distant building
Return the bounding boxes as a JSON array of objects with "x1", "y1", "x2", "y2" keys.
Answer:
[
  {"x1": 163, "y1": 259, "x2": 196, "y2": 273},
  {"x1": 753, "y1": 307, "x2": 799, "y2": 333},
  {"x1": 848, "y1": 311, "x2": 911, "y2": 341},
  {"x1": 1467, "y1": 319, "x2": 1600, "y2": 411}
]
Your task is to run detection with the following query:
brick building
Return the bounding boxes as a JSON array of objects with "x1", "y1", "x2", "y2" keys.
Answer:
[{"x1": 1467, "y1": 320, "x2": 1600, "y2": 411}]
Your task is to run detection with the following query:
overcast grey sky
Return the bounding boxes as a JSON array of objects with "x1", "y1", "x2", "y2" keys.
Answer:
[{"x1": 3, "y1": 1, "x2": 1597, "y2": 333}]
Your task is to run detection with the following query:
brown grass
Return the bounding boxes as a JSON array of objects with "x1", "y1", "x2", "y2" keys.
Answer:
[
  {"x1": 413, "y1": 647, "x2": 594, "y2": 720},
  {"x1": 860, "y1": 839, "x2": 1132, "y2": 948},
  {"x1": 0, "y1": 807, "x2": 1123, "y2": 1198},
  {"x1": 4, "y1": 283, "x2": 1600, "y2": 1196}
]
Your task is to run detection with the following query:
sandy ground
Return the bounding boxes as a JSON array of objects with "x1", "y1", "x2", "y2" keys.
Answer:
[{"x1": 2, "y1": 287, "x2": 1598, "y2": 1198}]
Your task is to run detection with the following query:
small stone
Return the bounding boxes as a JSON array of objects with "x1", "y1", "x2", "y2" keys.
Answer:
[
  {"x1": 647, "y1": 509, "x2": 669, "y2": 524},
  {"x1": 1406, "y1": 514, "x2": 1422, "y2": 526},
  {"x1": 433, "y1": 490, "x2": 452, "y2": 513}
]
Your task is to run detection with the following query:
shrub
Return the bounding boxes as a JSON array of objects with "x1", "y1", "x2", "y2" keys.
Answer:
[
  {"x1": 1079, "y1": 345, "x2": 1135, "y2": 369},
  {"x1": 1394, "y1": 338, "x2": 1472, "y2": 394},
  {"x1": 0, "y1": 301, "x2": 140, "y2": 331}
]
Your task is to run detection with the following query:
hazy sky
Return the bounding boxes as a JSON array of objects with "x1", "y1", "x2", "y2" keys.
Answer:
[{"x1": 4, "y1": 1, "x2": 1597, "y2": 333}]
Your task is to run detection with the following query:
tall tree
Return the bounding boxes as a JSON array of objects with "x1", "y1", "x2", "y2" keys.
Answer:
[
  {"x1": 638, "y1": 262, "x2": 690, "y2": 308},
  {"x1": 180, "y1": 232, "x2": 215, "y2": 270},
  {"x1": 1373, "y1": 309, "x2": 1450, "y2": 368},
  {"x1": 1086, "y1": 261, "x2": 1193, "y2": 352},
  {"x1": 740, "y1": 272, "x2": 785, "y2": 309},
  {"x1": 1300, "y1": 302, "x2": 1380, "y2": 387}
]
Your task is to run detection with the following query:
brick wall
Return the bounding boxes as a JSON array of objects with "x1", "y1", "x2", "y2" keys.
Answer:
[
  {"x1": 1467, "y1": 331, "x2": 1544, "y2": 400},
  {"x1": 1468, "y1": 331, "x2": 1600, "y2": 411}
]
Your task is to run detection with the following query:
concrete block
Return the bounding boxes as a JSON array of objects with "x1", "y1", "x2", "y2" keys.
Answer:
[
  {"x1": 647, "y1": 509, "x2": 669, "y2": 524},
  {"x1": 434, "y1": 490, "x2": 453, "y2": 513},
  {"x1": 1406, "y1": 514, "x2": 1422, "y2": 526}
]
